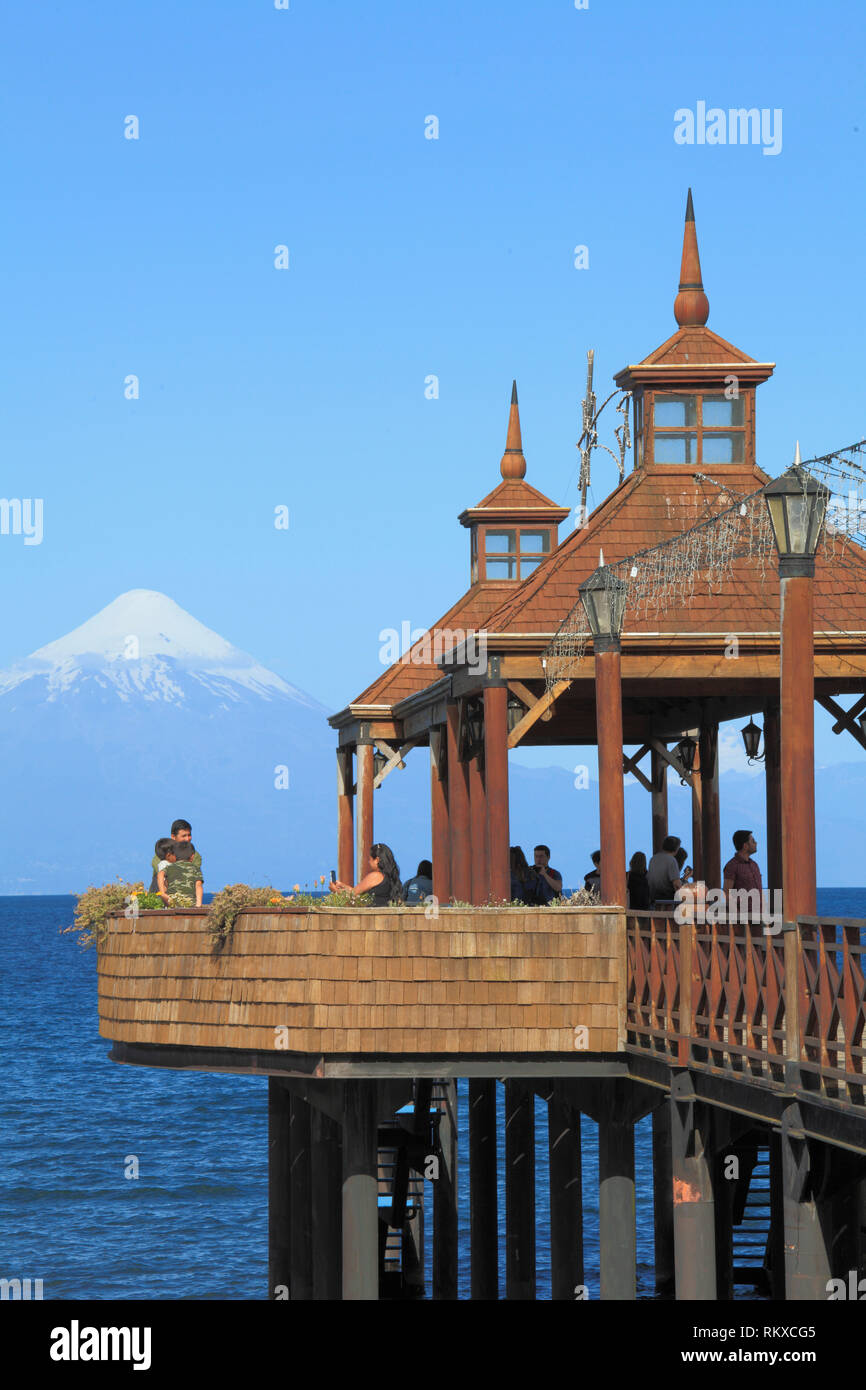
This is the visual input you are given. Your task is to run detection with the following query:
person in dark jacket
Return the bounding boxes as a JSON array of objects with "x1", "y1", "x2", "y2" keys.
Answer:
[{"x1": 403, "y1": 859, "x2": 433, "y2": 904}]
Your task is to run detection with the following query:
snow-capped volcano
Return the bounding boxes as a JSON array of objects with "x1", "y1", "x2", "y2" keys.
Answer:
[{"x1": 0, "y1": 590, "x2": 323, "y2": 707}]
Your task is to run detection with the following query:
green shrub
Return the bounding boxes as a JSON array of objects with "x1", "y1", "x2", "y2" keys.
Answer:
[{"x1": 63, "y1": 879, "x2": 146, "y2": 949}]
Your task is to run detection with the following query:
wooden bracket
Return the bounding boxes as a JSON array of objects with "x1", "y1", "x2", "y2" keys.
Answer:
[
  {"x1": 622, "y1": 743, "x2": 654, "y2": 794},
  {"x1": 816, "y1": 694, "x2": 866, "y2": 753},
  {"x1": 373, "y1": 737, "x2": 422, "y2": 789},
  {"x1": 507, "y1": 680, "x2": 571, "y2": 749},
  {"x1": 649, "y1": 736, "x2": 694, "y2": 790}
]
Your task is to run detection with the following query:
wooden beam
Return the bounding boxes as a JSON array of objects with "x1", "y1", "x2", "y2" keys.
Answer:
[
  {"x1": 506, "y1": 679, "x2": 539, "y2": 709},
  {"x1": 649, "y1": 736, "x2": 694, "y2": 790},
  {"x1": 828, "y1": 691, "x2": 866, "y2": 734},
  {"x1": 815, "y1": 694, "x2": 866, "y2": 753},
  {"x1": 372, "y1": 737, "x2": 422, "y2": 789},
  {"x1": 507, "y1": 680, "x2": 571, "y2": 748},
  {"x1": 622, "y1": 743, "x2": 653, "y2": 794}
]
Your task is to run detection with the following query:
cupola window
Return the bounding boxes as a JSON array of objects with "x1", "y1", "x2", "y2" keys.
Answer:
[{"x1": 652, "y1": 392, "x2": 745, "y2": 466}]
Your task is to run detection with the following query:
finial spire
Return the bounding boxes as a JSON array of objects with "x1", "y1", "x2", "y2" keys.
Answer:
[
  {"x1": 500, "y1": 379, "x2": 527, "y2": 479},
  {"x1": 674, "y1": 188, "x2": 710, "y2": 327},
  {"x1": 794, "y1": 440, "x2": 802, "y2": 466}
]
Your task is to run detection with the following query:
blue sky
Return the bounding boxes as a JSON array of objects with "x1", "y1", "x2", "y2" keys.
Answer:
[{"x1": 3, "y1": 0, "x2": 865, "y2": 770}]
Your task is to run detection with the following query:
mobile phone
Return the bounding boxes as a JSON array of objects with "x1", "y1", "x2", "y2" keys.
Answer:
[{"x1": 330, "y1": 870, "x2": 336, "y2": 883}]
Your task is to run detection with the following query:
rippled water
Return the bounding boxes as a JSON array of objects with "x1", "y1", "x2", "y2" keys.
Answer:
[{"x1": 2, "y1": 891, "x2": 860, "y2": 1299}]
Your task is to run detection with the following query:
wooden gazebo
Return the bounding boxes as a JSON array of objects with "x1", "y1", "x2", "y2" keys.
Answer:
[{"x1": 329, "y1": 192, "x2": 866, "y2": 909}]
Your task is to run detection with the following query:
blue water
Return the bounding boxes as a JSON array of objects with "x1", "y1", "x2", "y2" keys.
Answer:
[{"x1": 2, "y1": 890, "x2": 861, "y2": 1300}]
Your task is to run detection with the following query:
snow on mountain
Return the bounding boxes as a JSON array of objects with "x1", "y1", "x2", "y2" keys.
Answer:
[{"x1": 0, "y1": 590, "x2": 324, "y2": 708}]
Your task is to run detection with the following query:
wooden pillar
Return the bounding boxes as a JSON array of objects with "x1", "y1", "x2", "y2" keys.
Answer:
[
  {"x1": 690, "y1": 737, "x2": 704, "y2": 883},
  {"x1": 504, "y1": 1080, "x2": 535, "y2": 1299},
  {"x1": 355, "y1": 742, "x2": 374, "y2": 881},
  {"x1": 767, "y1": 1129, "x2": 786, "y2": 1299},
  {"x1": 468, "y1": 742, "x2": 489, "y2": 906},
  {"x1": 268, "y1": 1079, "x2": 292, "y2": 1300},
  {"x1": 670, "y1": 1093, "x2": 716, "y2": 1299},
  {"x1": 289, "y1": 1092, "x2": 313, "y2": 1300},
  {"x1": 433, "y1": 1080, "x2": 459, "y2": 1299},
  {"x1": 780, "y1": 1106, "x2": 831, "y2": 1299},
  {"x1": 469, "y1": 1078, "x2": 498, "y2": 1299},
  {"x1": 780, "y1": 573, "x2": 817, "y2": 918},
  {"x1": 484, "y1": 685, "x2": 510, "y2": 902},
  {"x1": 342, "y1": 1081, "x2": 379, "y2": 1301},
  {"x1": 764, "y1": 698, "x2": 782, "y2": 896},
  {"x1": 652, "y1": 1104, "x2": 675, "y2": 1297},
  {"x1": 594, "y1": 642, "x2": 627, "y2": 905},
  {"x1": 336, "y1": 747, "x2": 354, "y2": 887},
  {"x1": 700, "y1": 724, "x2": 720, "y2": 889},
  {"x1": 548, "y1": 1083, "x2": 583, "y2": 1300},
  {"x1": 311, "y1": 1104, "x2": 343, "y2": 1301},
  {"x1": 598, "y1": 1106, "x2": 636, "y2": 1299},
  {"x1": 651, "y1": 744, "x2": 669, "y2": 854},
  {"x1": 446, "y1": 704, "x2": 471, "y2": 903},
  {"x1": 430, "y1": 728, "x2": 450, "y2": 904}
]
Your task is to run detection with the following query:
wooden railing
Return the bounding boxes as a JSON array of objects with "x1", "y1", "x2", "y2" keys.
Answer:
[{"x1": 626, "y1": 911, "x2": 866, "y2": 1110}]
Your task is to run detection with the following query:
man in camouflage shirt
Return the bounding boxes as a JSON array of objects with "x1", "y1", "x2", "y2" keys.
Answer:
[{"x1": 158, "y1": 841, "x2": 203, "y2": 907}]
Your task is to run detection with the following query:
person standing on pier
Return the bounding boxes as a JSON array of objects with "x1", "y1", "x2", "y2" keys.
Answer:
[
  {"x1": 723, "y1": 830, "x2": 762, "y2": 921},
  {"x1": 530, "y1": 845, "x2": 563, "y2": 903},
  {"x1": 647, "y1": 835, "x2": 683, "y2": 905}
]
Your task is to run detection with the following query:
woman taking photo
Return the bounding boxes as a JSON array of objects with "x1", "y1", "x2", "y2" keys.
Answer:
[{"x1": 329, "y1": 843, "x2": 402, "y2": 906}]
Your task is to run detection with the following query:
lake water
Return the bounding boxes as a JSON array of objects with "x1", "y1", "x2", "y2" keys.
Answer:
[{"x1": 2, "y1": 889, "x2": 862, "y2": 1299}]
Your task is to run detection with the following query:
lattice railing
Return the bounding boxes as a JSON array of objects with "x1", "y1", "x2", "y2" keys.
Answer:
[{"x1": 626, "y1": 912, "x2": 866, "y2": 1111}]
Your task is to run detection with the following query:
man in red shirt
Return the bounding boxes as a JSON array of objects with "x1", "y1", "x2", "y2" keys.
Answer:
[{"x1": 723, "y1": 829, "x2": 762, "y2": 922}]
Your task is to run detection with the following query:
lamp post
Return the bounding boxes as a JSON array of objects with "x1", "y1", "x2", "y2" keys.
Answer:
[
  {"x1": 581, "y1": 567, "x2": 628, "y2": 906},
  {"x1": 740, "y1": 719, "x2": 764, "y2": 764},
  {"x1": 763, "y1": 453, "x2": 830, "y2": 920}
]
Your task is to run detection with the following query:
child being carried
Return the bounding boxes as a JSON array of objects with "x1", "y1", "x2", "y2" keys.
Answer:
[{"x1": 156, "y1": 838, "x2": 204, "y2": 908}]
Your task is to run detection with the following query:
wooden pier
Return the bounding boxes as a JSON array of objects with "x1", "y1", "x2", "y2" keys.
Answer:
[{"x1": 97, "y1": 902, "x2": 866, "y2": 1300}]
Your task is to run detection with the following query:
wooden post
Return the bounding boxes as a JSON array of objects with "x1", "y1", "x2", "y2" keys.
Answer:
[
  {"x1": 469, "y1": 1078, "x2": 498, "y2": 1299},
  {"x1": 780, "y1": 574, "x2": 817, "y2": 918},
  {"x1": 430, "y1": 728, "x2": 450, "y2": 904},
  {"x1": 652, "y1": 1105, "x2": 675, "y2": 1297},
  {"x1": 690, "y1": 738, "x2": 704, "y2": 884},
  {"x1": 342, "y1": 1081, "x2": 379, "y2": 1301},
  {"x1": 268, "y1": 1079, "x2": 292, "y2": 1300},
  {"x1": 548, "y1": 1083, "x2": 583, "y2": 1300},
  {"x1": 594, "y1": 642, "x2": 627, "y2": 905},
  {"x1": 289, "y1": 1092, "x2": 313, "y2": 1300},
  {"x1": 764, "y1": 699, "x2": 782, "y2": 895},
  {"x1": 355, "y1": 742, "x2": 374, "y2": 881},
  {"x1": 446, "y1": 704, "x2": 471, "y2": 903},
  {"x1": 598, "y1": 1106, "x2": 636, "y2": 1299},
  {"x1": 468, "y1": 742, "x2": 489, "y2": 906},
  {"x1": 311, "y1": 1103, "x2": 342, "y2": 1300},
  {"x1": 504, "y1": 1080, "x2": 535, "y2": 1299},
  {"x1": 670, "y1": 1093, "x2": 716, "y2": 1299},
  {"x1": 700, "y1": 724, "x2": 720, "y2": 889},
  {"x1": 433, "y1": 1080, "x2": 459, "y2": 1299},
  {"x1": 484, "y1": 686, "x2": 510, "y2": 902},
  {"x1": 336, "y1": 747, "x2": 354, "y2": 888},
  {"x1": 780, "y1": 1106, "x2": 832, "y2": 1299},
  {"x1": 651, "y1": 744, "x2": 669, "y2": 854}
]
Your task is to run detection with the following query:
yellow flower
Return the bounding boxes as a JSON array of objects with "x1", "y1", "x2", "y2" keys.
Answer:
[
  {"x1": 294, "y1": 884, "x2": 300, "y2": 892},
  {"x1": 320, "y1": 875, "x2": 326, "y2": 884}
]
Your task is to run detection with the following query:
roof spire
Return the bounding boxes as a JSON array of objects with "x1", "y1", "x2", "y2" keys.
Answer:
[
  {"x1": 500, "y1": 378, "x2": 527, "y2": 479},
  {"x1": 794, "y1": 440, "x2": 802, "y2": 466},
  {"x1": 673, "y1": 188, "x2": 710, "y2": 327}
]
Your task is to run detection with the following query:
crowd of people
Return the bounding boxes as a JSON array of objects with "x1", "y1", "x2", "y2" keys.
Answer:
[
  {"x1": 145, "y1": 818, "x2": 763, "y2": 914},
  {"x1": 581, "y1": 828, "x2": 763, "y2": 909},
  {"x1": 330, "y1": 843, "x2": 565, "y2": 905}
]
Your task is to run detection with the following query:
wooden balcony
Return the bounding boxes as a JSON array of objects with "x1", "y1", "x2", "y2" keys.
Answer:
[{"x1": 98, "y1": 905, "x2": 626, "y2": 1072}]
